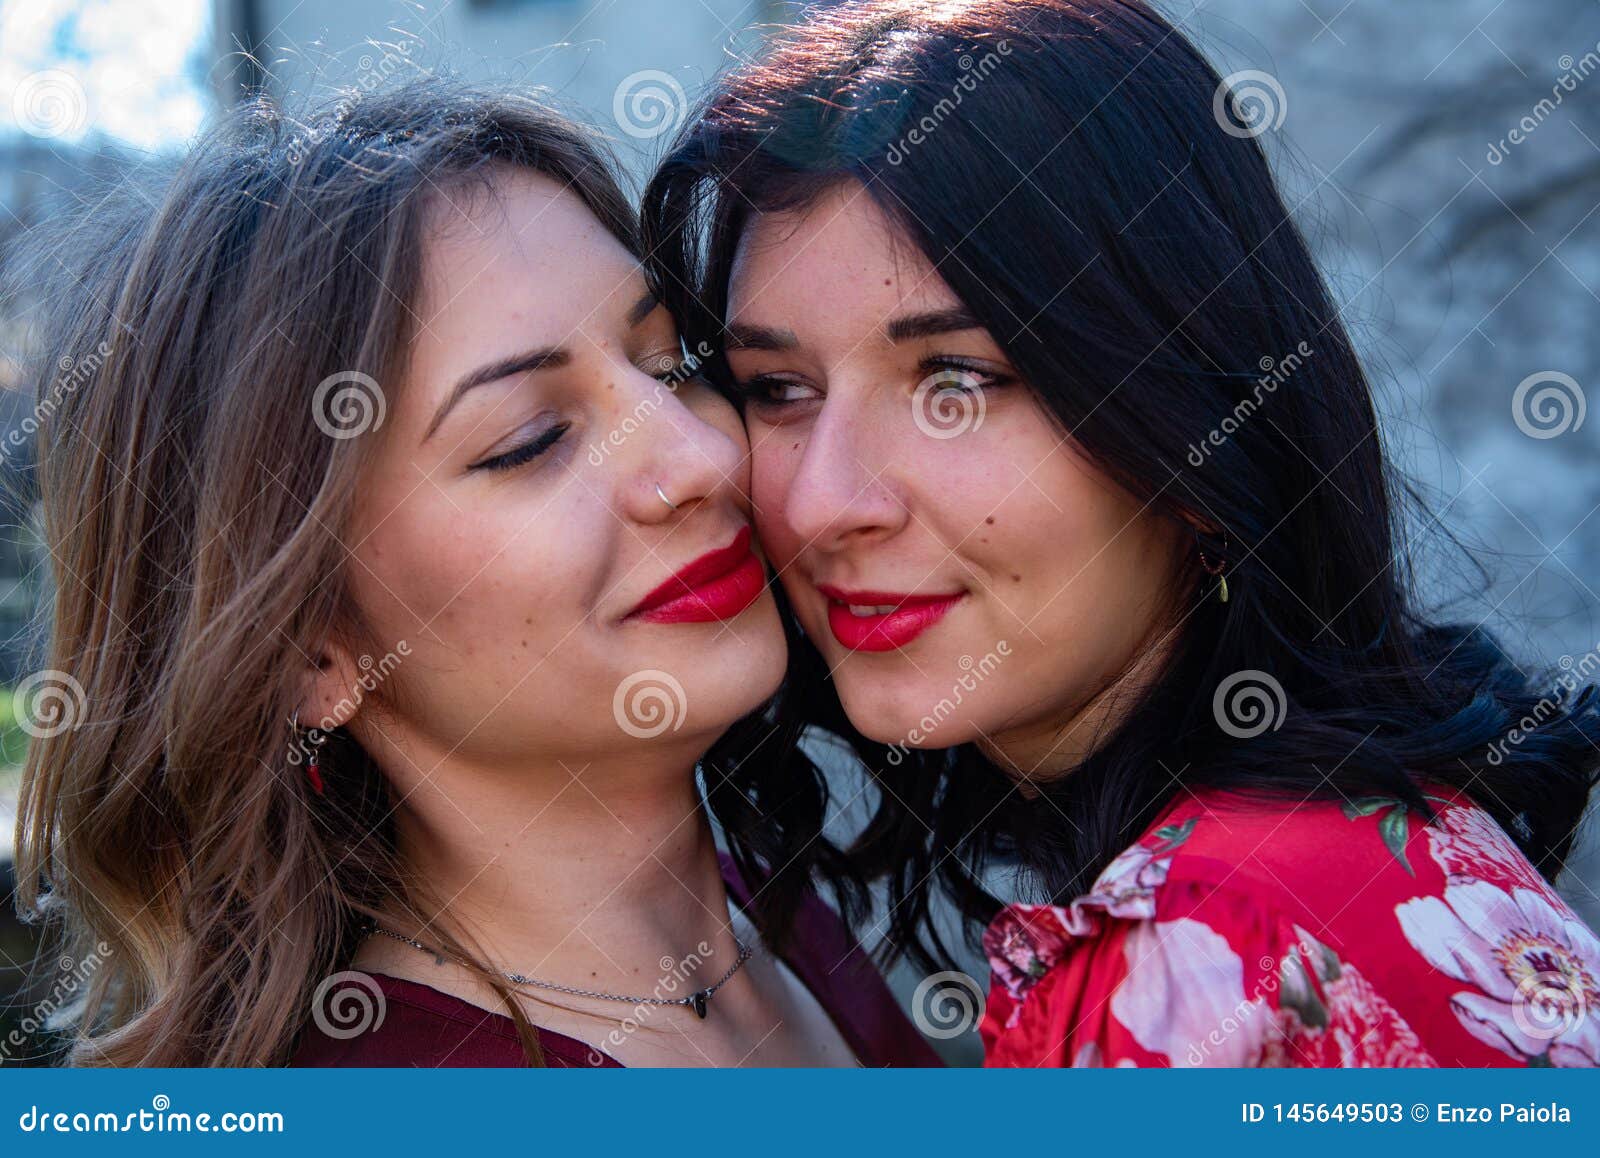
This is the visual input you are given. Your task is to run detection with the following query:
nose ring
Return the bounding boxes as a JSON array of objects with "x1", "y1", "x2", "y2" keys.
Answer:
[{"x1": 655, "y1": 482, "x2": 678, "y2": 512}]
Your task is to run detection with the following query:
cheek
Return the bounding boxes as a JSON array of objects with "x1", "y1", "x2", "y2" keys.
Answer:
[
  {"x1": 355, "y1": 483, "x2": 597, "y2": 651},
  {"x1": 748, "y1": 428, "x2": 803, "y2": 561},
  {"x1": 696, "y1": 387, "x2": 746, "y2": 440},
  {"x1": 1015, "y1": 453, "x2": 1177, "y2": 639},
  {"x1": 352, "y1": 517, "x2": 499, "y2": 664}
]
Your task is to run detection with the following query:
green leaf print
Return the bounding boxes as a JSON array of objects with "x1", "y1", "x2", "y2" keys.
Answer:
[
  {"x1": 1341, "y1": 796, "x2": 1419, "y2": 875},
  {"x1": 1152, "y1": 815, "x2": 1199, "y2": 850}
]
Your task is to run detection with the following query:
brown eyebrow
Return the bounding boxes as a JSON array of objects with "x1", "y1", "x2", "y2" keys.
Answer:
[
  {"x1": 423, "y1": 290, "x2": 659, "y2": 443},
  {"x1": 424, "y1": 346, "x2": 570, "y2": 443}
]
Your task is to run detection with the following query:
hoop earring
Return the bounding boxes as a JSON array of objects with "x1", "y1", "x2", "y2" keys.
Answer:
[
  {"x1": 1196, "y1": 531, "x2": 1231, "y2": 605},
  {"x1": 290, "y1": 708, "x2": 326, "y2": 796}
]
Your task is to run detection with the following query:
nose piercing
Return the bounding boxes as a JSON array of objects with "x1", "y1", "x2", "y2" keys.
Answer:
[{"x1": 655, "y1": 482, "x2": 678, "y2": 512}]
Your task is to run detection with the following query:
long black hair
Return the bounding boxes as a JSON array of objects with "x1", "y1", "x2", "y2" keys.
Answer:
[{"x1": 642, "y1": 0, "x2": 1600, "y2": 970}]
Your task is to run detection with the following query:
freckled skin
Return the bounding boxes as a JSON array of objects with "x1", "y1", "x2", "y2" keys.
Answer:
[{"x1": 728, "y1": 181, "x2": 1187, "y2": 774}]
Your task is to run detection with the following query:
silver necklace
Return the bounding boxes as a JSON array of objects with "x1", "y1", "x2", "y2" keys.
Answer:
[{"x1": 370, "y1": 926, "x2": 754, "y2": 1020}]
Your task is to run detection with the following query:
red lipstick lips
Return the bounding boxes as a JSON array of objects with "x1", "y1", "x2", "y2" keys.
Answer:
[
  {"x1": 817, "y1": 585, "x2": 965, "y2": 651},
  {"x1": 627, "y1": 526, "x2": 766, "y2": 624}
]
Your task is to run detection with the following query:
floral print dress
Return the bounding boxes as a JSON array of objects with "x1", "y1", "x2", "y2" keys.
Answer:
[{"x1": 980, "y1": 788, "x2": 1600, "y2": 1067}]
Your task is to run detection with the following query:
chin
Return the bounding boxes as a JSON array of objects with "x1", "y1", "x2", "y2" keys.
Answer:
[
  {"x1": 699, "y1": 634, "x2": 787, "y2": 722},
  {"x1": 834, "y1": 677, "x2": 941, "y2": 747}
]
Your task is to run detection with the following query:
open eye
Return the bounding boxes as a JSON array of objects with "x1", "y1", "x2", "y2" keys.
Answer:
[
  {"x1": 917, "y1": 358, "x2": 1012, "y2": 394},
  {"x1": 739, "y1": 377, "x2": 821, "y2": 406}
]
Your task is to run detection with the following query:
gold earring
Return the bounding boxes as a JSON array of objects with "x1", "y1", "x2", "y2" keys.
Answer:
[{"x1": 1197, "y1": 536, "x2": 1230, "y2": 604}]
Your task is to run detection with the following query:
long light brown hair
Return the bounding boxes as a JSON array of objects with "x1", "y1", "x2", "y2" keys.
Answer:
[{"x1": 9, "y1": 77, "x2": 652, "y2": 1065}]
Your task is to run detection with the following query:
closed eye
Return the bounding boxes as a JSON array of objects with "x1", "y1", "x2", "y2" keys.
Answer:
[{"x1": 470, "y1": 422, "x2": 570, "y2": 473}]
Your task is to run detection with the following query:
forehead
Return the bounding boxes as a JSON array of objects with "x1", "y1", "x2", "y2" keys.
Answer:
[
  {"x1": 415, "y1": 168, "x2": 641, "y2": 342},
  {"x1": 727, "y1": 182, "x2": 959, "y2": 326}
]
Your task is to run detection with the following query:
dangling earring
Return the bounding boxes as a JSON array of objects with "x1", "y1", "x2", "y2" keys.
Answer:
[
  {"x1": 1196, "y1": 531, "x2": 1230, "y2": 604},
  {"x1": 290, "y1": 709, "x2": 326, "y2": 796}
]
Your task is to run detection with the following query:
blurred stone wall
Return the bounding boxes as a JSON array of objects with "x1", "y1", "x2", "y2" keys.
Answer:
[{"x1": 1164, "y1": 0, "x2": 1600, "y2": 924}]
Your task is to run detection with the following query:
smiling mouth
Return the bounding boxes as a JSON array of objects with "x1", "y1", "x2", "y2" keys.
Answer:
[
  {"x1": 815, "y1": 585, "x2": 965, "y2": 651},
  {"x1": 625, "y1": 526, "x2": 767, "y2": 624}
]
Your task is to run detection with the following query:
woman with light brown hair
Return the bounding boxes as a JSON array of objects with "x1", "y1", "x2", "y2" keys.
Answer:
[{"x1": 7, "y1": 78, "x2": 935, "y2": 1068}]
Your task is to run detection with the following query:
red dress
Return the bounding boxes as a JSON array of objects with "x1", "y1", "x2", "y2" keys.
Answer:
[{"x1": 981, "y1": 787, "x2": 1600, "y2": 1067}]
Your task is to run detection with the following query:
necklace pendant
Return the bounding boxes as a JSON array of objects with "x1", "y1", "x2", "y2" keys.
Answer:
[{"x1": 691, "y1": 990, "x2": 709, "y2": 1019}]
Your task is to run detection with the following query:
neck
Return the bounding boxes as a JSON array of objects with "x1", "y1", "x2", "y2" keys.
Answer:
[{"x1": 380, "y1": 737, "x2": 740, "y2": 993}]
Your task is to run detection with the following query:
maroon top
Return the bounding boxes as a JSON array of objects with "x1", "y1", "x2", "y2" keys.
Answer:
[{"x1": 294, "y1": 857, "x2": 941, "y2": 1067}]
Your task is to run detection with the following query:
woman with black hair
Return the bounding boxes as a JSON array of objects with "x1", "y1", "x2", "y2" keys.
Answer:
[{"x1": 644, "y1": 0, "x2": 1600, "y2": 1066}]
